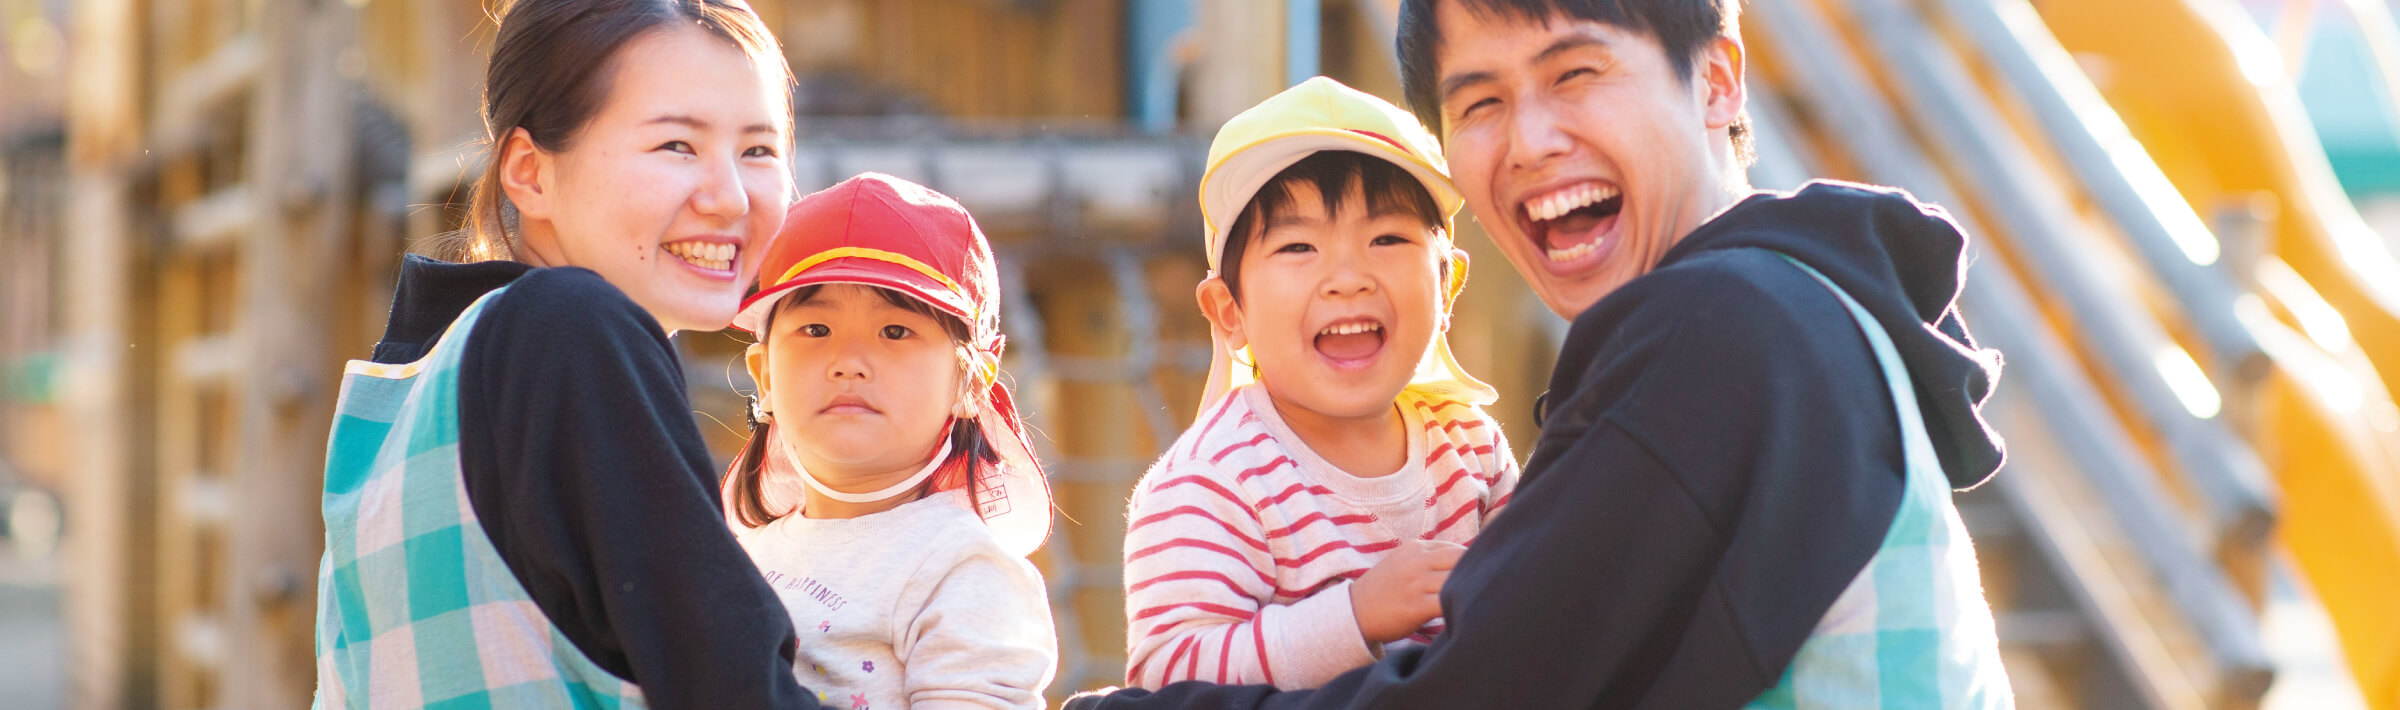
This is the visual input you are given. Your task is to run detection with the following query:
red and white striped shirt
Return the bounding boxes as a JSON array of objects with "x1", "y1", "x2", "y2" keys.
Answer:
[{"x1": 1121, "y1": 384, "x2": 1519, "y2": 690}]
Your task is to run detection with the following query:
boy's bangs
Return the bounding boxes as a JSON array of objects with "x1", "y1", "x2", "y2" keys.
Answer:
[
  {"x1": 1237, "y1": 151, "x2": 1446, "y2": 242},
  {"x1": 1220, "y1": 151, "x2": 1449, "y2": 304}
]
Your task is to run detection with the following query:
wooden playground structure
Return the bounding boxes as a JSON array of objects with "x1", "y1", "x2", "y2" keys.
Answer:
[{"x1": 0, "y1": 1, "x2": 2395, "y2": 708}]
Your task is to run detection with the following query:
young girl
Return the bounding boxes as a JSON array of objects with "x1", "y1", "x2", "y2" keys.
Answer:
[{"x1": 723, "y1": 172, "x2": 1058, "y2": 710}]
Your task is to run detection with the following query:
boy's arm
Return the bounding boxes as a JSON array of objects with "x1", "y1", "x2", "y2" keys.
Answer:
[
  {"x1": 1476, "y1": 415, "x2": 1521, "y2": 523},
  {"x1": 1121, "y1": 466, "x2": 1380, "y2": 690},
  {"x1": 898, "y1": 544, "x2": 1058, "y2": 710}
]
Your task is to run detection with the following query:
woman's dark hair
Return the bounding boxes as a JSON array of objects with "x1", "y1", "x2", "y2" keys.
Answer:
[
  {"x1": 1220, "y1": 150, "x2": 1449, "y2": 304},
  {"x1": 439, "y1": 0, "x2": 794, "y2": 262},
  {"x1": 728, "y1": 285, "x2": 1003, "y2": 528}
]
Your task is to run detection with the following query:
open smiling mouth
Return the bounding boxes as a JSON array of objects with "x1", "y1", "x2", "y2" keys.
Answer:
[
  {"x1": 1520, "y1": 182, "x2": 1624, "y2": 264},
  {"x1": 661, "y1": 241, "x2": 738, "y2": 272},
  {"x1": 1314, "y1": 319, "x2": 1386, "y2": 366}
]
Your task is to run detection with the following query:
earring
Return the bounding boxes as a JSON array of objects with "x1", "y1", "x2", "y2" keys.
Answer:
[{"x1": 748, "y1": 395, "x2": 774, "y2": 427}]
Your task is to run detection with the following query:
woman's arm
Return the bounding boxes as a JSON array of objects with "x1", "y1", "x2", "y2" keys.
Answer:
[{"x1": 458, "y1": 267, "x2": 819, "y2": 709}]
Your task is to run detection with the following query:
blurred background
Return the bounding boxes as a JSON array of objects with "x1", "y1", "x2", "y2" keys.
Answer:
[{"x1": 0, "y1": 0, "x2": 2397, "y2": 708}]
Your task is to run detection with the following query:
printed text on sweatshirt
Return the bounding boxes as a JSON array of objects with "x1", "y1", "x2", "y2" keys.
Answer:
[{"x1": 1121, "y1": 384, "x2": 1519, "y2": 690}]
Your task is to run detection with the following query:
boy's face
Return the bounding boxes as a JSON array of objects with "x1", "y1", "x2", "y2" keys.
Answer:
[
  {"x1": 1208, "y1": 180, "x2": 1458, "y2": 421},
  {"x1": 1430, "y1": 2, "x2": 1744, "y2": 319}
]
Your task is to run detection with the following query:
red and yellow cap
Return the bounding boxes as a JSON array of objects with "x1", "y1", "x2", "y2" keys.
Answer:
[
  {"x1": 733, "y1": 173, "x2": 1050, "y2": 556},
  {"x1": 735, "y1": 173, "x2": 999, "y2": 335}
]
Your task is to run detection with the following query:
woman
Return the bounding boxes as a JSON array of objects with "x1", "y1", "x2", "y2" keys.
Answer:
[{"x1": 312, "y1": 1, "x2": 816, "y2": 707}]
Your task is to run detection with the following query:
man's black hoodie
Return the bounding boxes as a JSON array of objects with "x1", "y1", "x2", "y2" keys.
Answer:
[{"x1": 1066, "y1": 181, "x2": 2006, "y2": 709}]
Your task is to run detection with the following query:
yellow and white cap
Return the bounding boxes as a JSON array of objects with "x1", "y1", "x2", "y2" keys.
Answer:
[{"x1": 1201, "y1": 76, "x2": 1496, "y2": 406}]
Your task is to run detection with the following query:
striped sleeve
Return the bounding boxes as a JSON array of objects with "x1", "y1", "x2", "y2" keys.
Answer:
[
  {"x1": 1120, "y1": 453, "x2": 1377, "y2": 690},
  {"x1": 1481, "y1": 418, "x2": 1522, "y2": 522}
]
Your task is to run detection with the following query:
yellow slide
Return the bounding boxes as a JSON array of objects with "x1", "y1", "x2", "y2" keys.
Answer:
[
  {"x1": 2031, "y1": 0, "x2": 2400, "y2": 704},
  {"x1": 1741, "y1": 0, "x2": 2400, "y2": 704},
  {"x1": 2036, "y1": 0, "x2": 2400, "y2": 402}
]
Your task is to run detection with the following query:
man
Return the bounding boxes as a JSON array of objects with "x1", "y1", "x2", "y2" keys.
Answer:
[{"x1": 1070, "y1": 1, "x2": 2015, "y2": 707}]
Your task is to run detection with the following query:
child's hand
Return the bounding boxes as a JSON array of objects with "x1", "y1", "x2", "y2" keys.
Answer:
[{"x1": 1349, "y1": 539, "x2": 1465, "y2": 644}]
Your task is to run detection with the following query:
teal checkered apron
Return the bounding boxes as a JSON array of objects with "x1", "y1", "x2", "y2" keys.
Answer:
[
  {"x1": 1745, "y1": 253, "x2": 2015, "y2": 709},
  {"x1": 313, "y1": 288, "x2": 648, "y2": 709}
]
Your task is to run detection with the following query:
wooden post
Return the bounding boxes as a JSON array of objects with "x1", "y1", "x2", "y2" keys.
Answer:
[
  {"x1": 58, "y1": 0, "x2": 145, "y2": 707},
  {"x1": 1192, "y1": 0, "x2": 1288, "y2": 126},
  {"x1": 218, "y1": 0, "x2": 365, "y2": 706}
]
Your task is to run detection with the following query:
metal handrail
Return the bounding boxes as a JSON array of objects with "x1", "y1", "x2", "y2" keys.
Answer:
[
  {"x1": 1748, "y1": 0, "x2": 2274, "y2": 701},
  {"x1": 1836, "y1": 0, "x2": 2279, "y2": 554},
  {"x1": 1932, "y1": 0, "x2": 2269, "y2": 383}
]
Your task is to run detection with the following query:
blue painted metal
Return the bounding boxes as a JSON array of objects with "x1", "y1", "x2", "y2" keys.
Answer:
[
  {"x1": 1129, "y1": 0, "x2": 1195, "y2": 133},
  {"x1": 1287, "y1": 0, "x2": 1322, "y2": 87}
]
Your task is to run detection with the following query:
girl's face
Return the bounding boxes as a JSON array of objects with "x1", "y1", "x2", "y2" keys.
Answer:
[
  {"x1": 503, "y1": 25, "x2": 793, "y2": 333},
  {"x1": 755, "y1": 285, "x2": 966, "y2": 483}
]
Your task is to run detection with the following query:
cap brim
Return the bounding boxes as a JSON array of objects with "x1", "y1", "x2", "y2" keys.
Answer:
[
  {"x1": 967, "y1": 382, "x2": 1052, "y2": 558},
  {"x1": 1200, "y1": 130, "x2": 1463, "y2": 269},
  {"x1": 732, "y1": 262, "x2": 974, "y2": 334},
  {"x1": 1413, "y1": 336, "x2": 1498, "y2": 406}
]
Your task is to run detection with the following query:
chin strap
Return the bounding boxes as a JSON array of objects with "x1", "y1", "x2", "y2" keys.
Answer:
[{"x1": 787, "y1": 430, "x2": 955, "y2": 504}]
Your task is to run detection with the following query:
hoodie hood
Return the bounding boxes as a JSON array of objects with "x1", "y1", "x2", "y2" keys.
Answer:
[
  {"x1": 1660, "y1": 180, "x2": 2005, "y2": 489},
  {"x1": 372, "y1": 254, "x2": 534, "y2": 364}
]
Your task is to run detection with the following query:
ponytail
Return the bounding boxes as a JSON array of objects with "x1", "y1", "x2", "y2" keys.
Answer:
[
  {"x1": 727, "y1": 410, "x2": 781, "y2": 529},
  {"x1": 933, "y1": 414, "x2": 1004, "y2": 517}
]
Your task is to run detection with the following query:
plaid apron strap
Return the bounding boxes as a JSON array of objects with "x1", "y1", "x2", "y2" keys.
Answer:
[
  {"x1": 314, "y1": 287, "x2": 650, "y2": 709},
  {"x1": 1746, "y1": 252, "x2": 2015, "y2": 709}
]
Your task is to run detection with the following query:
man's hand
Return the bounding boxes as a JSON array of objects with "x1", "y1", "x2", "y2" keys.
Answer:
[{"x1": 1349, "y1": 539, "x2": 1465, "y2": 644}]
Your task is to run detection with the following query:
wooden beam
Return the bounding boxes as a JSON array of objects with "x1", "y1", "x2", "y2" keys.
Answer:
[
  {"x1": 170, "y1": 186, "x2": 256, "y2": 251},
  {"x1": 149, "y1": 34, "x2": 264, "y2": 159},
  {"x1": 171, "y1": 335, "x2": 238, "y2": 384}
]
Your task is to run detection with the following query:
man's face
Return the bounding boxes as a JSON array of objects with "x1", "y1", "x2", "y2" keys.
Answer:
[{"x1": 1431, "y1": 3, "x2": 1743, "y2": 319}]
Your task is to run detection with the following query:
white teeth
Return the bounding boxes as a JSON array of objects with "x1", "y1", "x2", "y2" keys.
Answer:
[
  {"x1": 1546, "y1": 239, "x2": 1601, "y2": 263},
  {"x1": 1317, "y1": 322, "x2": 1382, "y2": 336},
  {"x1": 664, "y1": 242, "x2": 736, "y2": 272},
  {"x1": 1526, "y1": 183, "x2": 1621, "y2": 223}
]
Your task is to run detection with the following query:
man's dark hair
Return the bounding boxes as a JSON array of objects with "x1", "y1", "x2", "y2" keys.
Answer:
[
  {"x1": 1221, "y1": 151, "x2": 1448, "y2": 304},
  {"x1": 1396, "y1": 0, "x2": 1753, "y2": 165}
]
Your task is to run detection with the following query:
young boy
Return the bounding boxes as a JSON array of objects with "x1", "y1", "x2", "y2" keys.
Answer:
[{"x1": 1120, "y1": 77, "x2": 1519, "y2": 691}]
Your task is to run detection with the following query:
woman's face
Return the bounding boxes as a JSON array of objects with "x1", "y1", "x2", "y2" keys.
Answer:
[
  {"x1": 757, "y1": 285, "x2": 966, "y2": 484},
  {"x1": 505, "y1": 25, "x2": 793, "y2": 333}
]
